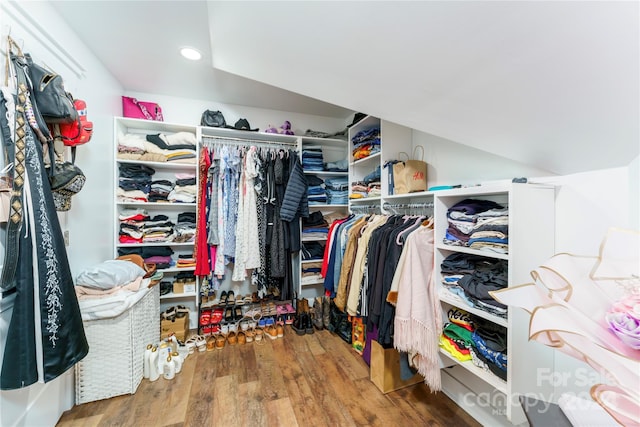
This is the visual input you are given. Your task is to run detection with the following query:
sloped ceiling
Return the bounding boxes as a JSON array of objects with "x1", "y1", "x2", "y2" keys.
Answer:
[
  {"x1": 51, "y1": 1, "x2": 638, "y2": 176},
  {"x1": 48, "y1": 1, "x2": 353, "y2": 119}
]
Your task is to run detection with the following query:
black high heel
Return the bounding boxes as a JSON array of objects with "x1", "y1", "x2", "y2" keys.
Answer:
[
  {"x1": 224, "y1": 307, "x2": 234, "y2": 323},
  {"x1": 219, "y1": 290, "x2": 228, "y2": 306}
]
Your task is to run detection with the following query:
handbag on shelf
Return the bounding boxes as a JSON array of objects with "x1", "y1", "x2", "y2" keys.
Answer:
[
  {"x1": 200, "y1": 109, "x2": 232, "y2": 128},
  {"x1": 392, "y1": 146, "x2": 427, "y2": 194},
  {"x1": 122, "y1": 96, "x2": 164, "y2": 121}
]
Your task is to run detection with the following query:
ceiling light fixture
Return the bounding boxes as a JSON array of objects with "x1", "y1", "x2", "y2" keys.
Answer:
[{"x1": 180, "y1": 47, "x2": 202, "y2": 61}]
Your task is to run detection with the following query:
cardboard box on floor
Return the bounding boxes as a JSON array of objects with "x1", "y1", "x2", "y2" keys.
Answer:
[
  {"x1": 370, "y1": 339, "x2": 423, "y2": 393},
  {"x1": 160, "y1": 313, "x2": 189, "y2": 342}
]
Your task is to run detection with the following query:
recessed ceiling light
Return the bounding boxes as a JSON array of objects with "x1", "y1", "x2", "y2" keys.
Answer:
[{"x1": 180, "y1": 47, "x2": 202, "y2": 61}]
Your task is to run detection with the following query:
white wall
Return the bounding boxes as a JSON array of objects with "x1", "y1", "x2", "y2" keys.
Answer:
[
  {"x1": 413, "y1": 130, "x2": 556, "y2": 188},
  {"x1": 0, "y1": 0, "x2": 122, "y2": 425}
]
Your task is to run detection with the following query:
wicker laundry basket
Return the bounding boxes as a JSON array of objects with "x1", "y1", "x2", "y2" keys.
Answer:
[{"x1": 75, "y1": 286, "x2": 159, "y2": 404}]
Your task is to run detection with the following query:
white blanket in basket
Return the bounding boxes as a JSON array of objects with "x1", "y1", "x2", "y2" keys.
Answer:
[{"x1": 79, "y1": 284, "x2": 151, "y2": 321}]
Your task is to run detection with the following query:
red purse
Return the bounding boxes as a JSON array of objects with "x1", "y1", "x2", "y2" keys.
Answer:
[{"x1": 49, "y1": 99, "x2": 93, "y2": 162}]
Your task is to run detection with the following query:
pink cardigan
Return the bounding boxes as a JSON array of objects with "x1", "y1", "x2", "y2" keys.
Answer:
[{"x1": 391, "y1": 225, "x2": 442, "y2": 391}]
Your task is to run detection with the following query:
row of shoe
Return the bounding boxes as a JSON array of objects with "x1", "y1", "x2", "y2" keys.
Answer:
[
  {"x1": 201, "y1": 290, "x2": 256, "y2": 306},
  {"x1": 161, "y1": 305, "x2": 189, "y2": 321},
  {"x1": 159, "y1": 275, "x2": 196, "y2": 296},
  {"x1": 205, "y1": 323, "x2": 285, "y2": 350},
  {"x1": 200, "y1": 286, "x2": 283, "y2": 306}
]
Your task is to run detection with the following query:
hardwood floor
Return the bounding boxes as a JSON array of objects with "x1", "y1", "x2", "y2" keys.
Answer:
[{"x1": 57, "y1": 327, "x2": 480, "y2": 427}]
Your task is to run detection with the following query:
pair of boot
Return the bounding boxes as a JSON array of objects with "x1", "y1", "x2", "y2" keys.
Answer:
[
  {"x1": 292, "y1": 297, "x2": 314, "y2": 335},
  {"x1": 311, "y1": 296, "x2": 330, "y2": 330}
]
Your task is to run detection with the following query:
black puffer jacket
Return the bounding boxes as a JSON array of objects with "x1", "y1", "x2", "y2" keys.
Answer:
[{"x1": 280, "y1": 155, "x2": 309, "y2": 222}]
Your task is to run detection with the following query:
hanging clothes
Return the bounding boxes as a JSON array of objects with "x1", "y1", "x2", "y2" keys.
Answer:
[
  {"x1": 198, "y1": 139, "x2": 300, "y2": 300},
  {"x1": 390, "y1": 222, "x2": 441, "y2": 391},
  {"x1": 232, "y1": 147, "x2": 261, "y2": 281},
  {"x1": 0, "y1": 53, "x2": 88, "y2": 390},
  {"x1": 194, "y1": 146, "x2": 211, "y2": 276}
]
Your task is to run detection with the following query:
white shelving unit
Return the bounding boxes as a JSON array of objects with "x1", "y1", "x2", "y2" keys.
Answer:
[
  {"x1": 433, "y1": 183, "x2": 556, "y2": 425},
  {"x1": 113, "y1": 117, "x2": 199, "y2": 330},
  {"x1": 347, "y1": 115, "x2": 419, "y2": 212},
  {"x1": 299, "y1": 135, "x2": 350, "y2": 296}
]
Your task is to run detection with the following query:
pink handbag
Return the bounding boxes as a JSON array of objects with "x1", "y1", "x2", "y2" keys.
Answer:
[{"x1": 122, "y1": 96, "x2": 163, "y2": 121}]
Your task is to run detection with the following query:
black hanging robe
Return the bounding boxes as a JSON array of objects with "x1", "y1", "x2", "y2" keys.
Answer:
[{"x1": 0, "y1": 54, "x2": 88, "y2": 390}]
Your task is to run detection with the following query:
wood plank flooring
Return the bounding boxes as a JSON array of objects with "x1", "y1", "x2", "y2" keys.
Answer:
[{"x1": 57, "y1": 327, "x2": 480, "y2": 427}]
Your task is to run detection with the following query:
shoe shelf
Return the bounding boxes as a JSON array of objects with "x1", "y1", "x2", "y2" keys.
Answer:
[
  {"x1": 158, "y1": 266, "x2": 196, "y2": 273},
  {"x1": 160, "y1": 291, "x2": 197, "y2": 301},
  {"x1": 197, "y1": 299, "x2": 296, "y2": 336}
]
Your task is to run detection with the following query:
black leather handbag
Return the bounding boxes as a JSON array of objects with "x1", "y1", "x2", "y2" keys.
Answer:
[
  {"x1": 25, "y1": 54, "x2": 78, "y2": 124},
  {"x1": 48, "y1": 161, "x2": 86, "y2": 211},
  {"x1": 200, "y1": 110, "x2": 232, "y2": 128}
]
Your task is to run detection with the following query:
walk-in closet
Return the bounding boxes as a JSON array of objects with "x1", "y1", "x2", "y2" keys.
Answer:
[{"x1": 1, "y1": 2, "x2": 638, "y2": 427}]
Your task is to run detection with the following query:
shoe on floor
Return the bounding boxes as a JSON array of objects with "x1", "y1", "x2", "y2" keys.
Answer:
[
  {"x1": 215, "y1": 333, "x2": 226, "y2": 350},
  {"x1": 227, "y1": 331, "x2": 238, "y2": 345},
  {"x1": 206, "y1": 336, "x2": 216, "y2": 351},
  {"x1": 292, "y1": 315, "x2": 306, "y2": 336},
  {"x1": 265, "y1": 325, "x2": 278, "y2": 340}
]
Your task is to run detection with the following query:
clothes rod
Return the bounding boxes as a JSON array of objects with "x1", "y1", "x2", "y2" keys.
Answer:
[
  {"x1": 202, "y1": 135, "x2": 298, "y2": 147},
  {"x1": 350, "y1": 204, "x2": 381, "y2": 211}
]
